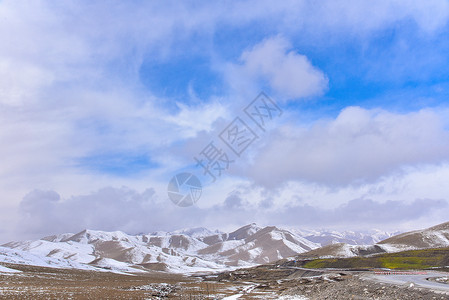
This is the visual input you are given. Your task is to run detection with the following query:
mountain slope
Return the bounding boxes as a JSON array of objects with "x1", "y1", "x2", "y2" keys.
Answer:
[
  {"x1": 3, "y1": 229, "x2": 221, "y2": 273},
  {"x1": 294, "y1": 221, "x2": 449, "y2": 260},
  {"x1": 0, "y1": 245, "x2": 110, "y2": 272},
  {"x1": 294, "y1": 229, "x2": 399, "y2": 246},
  {"x1": 378, "y1": 221, "x2": 449, "y2": 250},
  {"x1": 295, "y1": 243, "x2": 387, "y2": 259},
  {"x1": 198, "y1": 226, "x2": 318, "y2": 266},
  {"x1": 1, "y1": 223, "x2": 406, "y2": 273},
  {"x1": 1, "y1": 224, "x2": 320, "y2": 273},
  {"x1": 299, "y1": 247, "x2": 449, "y2": 270}
]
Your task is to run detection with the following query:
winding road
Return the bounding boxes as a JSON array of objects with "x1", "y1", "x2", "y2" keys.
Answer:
[
  {"x1": 284, "y1": 266, "x2": 449, "y2": 295},
  {"x1": 364, "y1": 271, "x2": 449, "y2": 294}
]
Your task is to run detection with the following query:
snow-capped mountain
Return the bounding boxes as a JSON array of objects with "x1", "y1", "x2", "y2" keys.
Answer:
[
  {"x1": 0, "y1": 223, "x2": 404, "y2": 273},
  {"x1": 197, "y1": 225, "x2": 319, "y2": 265},
  {"x1": 1, "y1": 224, "x2": 319, "y2": 273},
  {"x1": 169, "y1": 227, "x2": 223, "y2": 238},
  {"x1": 3, "y1": 229, "x2": 222, "y2": 273},
  {"x1": 295, "y1": 221, "x2": 449, "y2": 259},
  {"x1": 295, "y1": 243, "x2": 387, "y2": 259},
  {"x1": 0, "y1": 245, "x2": 116, "y2": 272},
  {"x1": 378, "y1": 221, "x2": 449, "y2": 251},
  {"x1": 290, "y1": 228, "x2": 399, "y2": 246}
]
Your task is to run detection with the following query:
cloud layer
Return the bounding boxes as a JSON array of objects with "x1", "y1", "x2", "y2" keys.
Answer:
[{"x1": 16, "y1": 185, "x2": 448, "y2": 239}]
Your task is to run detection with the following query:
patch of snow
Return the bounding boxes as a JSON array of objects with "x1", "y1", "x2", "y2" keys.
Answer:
[
  {"x1": 247, "y1": 247, "x2": 263, "y2": 260},
  {"x1": 378, "y1": 243, "x2": 417, "y2": 253},
  {"x1": 92, "y1": 258, "x2": 145, "y2": 273},
  {"x1": 218, "y1": 240, "x2": 245, "y2": 253},
  {"x1": 0, "y1": 265, "x2": 21, "y2": 273},
  {"x1": 222, "y1": 294, "x2": 243, "y2": 300},
  {"x1": 0, "y1": 246, "x2": 100, "y2": 271},
  {"x1": 171, "y1": 227, "x2": 221, "y2": 238}
]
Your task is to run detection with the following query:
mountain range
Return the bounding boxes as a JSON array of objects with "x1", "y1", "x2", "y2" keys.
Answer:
[
  {"x1": 295, "y1": 221, "x2": 449, "y2": 260},
  {"x1": 2, "y1": 222, "x2": 445, "y2": 274}
]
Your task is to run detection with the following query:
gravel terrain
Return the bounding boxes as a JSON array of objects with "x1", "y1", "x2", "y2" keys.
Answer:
[
  {"x1": 2, "y1": 261, "x2": 449, "y2": 299},
  {"x1": 282, "y1": 274, "x2": 449, "y2": 300},
  {"x1": 213, "y1": 265, "x2": 449, "y2": 299}
]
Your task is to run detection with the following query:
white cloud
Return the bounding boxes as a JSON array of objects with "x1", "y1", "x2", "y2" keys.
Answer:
[
  {"x1": 163, "y1": 101, "x2": 229, "y2": 138},
  {"x1": 226, "y1": 36, "x2": 328, "y2": 100},
  {"x1": 246, "y1": 106, "x2": 449, "y2": 186}
]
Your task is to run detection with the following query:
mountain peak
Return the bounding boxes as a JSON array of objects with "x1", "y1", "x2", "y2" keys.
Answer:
[
  {"x1": 427, "y1": 221, "x2": 449, "y2": 231},
  {"x1": 228, "y1": 223, "x2": 262, "y2": 240},
  {"x1": 378, "y1": 220, "x2": 449, "y2": 250}
]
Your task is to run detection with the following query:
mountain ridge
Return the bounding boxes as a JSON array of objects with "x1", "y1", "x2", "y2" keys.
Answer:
[
  {"x1": 295, "y1": 221, "x2": 449, "y2": 260},
  {"x1": 0, "y1": 223, "x2": 402, "y2": 274}
]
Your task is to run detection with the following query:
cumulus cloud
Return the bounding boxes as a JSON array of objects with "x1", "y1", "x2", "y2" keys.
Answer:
[
  {"x1": 246, "y1": 107, "x2": 449, "y2": 186},
  {"x1": 226, "y1": 36, "x2": 328, "y2": 100},
  {"x1": 163, "y1": 101, "x2": 229, "y2": 138}
]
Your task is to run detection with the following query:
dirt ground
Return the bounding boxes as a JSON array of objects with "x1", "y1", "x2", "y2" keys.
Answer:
[
  {"x1": 0, "y1": 263, "x2": 207, "y2": 299},
  {"x1": 0, "y1": 263, "x2": 283, "y2": 299},
  {"x1": 2, "y1": 262, "x2": 449, "y2": 299}
]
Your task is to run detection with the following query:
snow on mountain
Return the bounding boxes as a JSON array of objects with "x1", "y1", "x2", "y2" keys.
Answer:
[
  {"x1": 89, "y1": 257, "x2": 140, "y2": 273},
  {"x1": 294, "y1": 221, "x2": 449, "y2": 260},
  {"x1": 41, "y1": 233, "x2": 75, "y2": 243},
  {"x1": 378, "y1": 221, "x2": 449, "y2": 251},
  {"x1": 289, "y1": 228, "x2": 399, "y2": 246},
  {"x1": 0, "y1": 246, "x2": 102, "y2": 271},
  {"x1": 170, "y1": 227, "x2": 223, "y2": 238},
  {"x1": 4, "y1": 238, "x2": 96, "y2": 263},
  {"x1": 198, "y1": 226, "x2": 320, "y2": 266},
  {"x1": 0, "y1": 223, "x2": 408, "y2": 273},
  {"x1": 228, "y1": 223, "x2": 262, "y2": 240},
  {"x1": 296, "y1": 243, "x2": 387, "y2": 259},
  {"x1": 1, "y1": 224, "x2": 319, "y2": 273}
]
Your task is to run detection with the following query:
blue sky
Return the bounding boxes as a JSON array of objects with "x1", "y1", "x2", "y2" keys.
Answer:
[
  {"x1": 137, "y1": 9, "x2": 449, "y2": 119},
  {"x1": 1, "y1": 0, "x2": 449, "y2": 241}
]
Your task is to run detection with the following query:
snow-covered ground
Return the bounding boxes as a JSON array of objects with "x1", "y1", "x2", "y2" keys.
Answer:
[{"x1": 0, "y1": 265, "x2": 21, "y2": 273}]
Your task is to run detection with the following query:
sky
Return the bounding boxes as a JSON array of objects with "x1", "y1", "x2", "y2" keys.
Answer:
[{"x1": 1, "y1": 0, "x2": 449, "y2": 242}]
